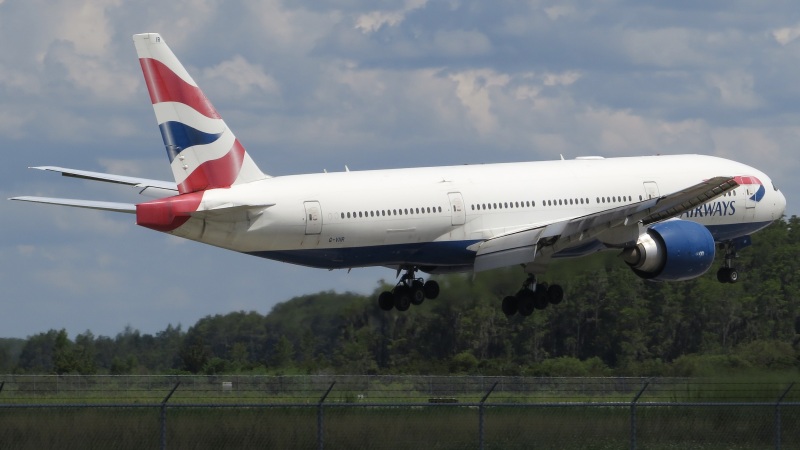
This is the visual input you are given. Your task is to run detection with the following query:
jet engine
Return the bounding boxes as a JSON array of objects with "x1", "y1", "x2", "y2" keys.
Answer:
[{"x1": 621, "y1": 220, "x2": 715, "y2": 281}]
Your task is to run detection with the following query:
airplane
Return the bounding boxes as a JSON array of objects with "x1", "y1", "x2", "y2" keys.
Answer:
[{"x1": 10, "y1": 33, "x2": 787, "y2": 317}]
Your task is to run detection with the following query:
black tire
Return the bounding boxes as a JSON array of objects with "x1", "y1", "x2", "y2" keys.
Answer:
[
  {"x1": 517, "y1": 290, "x2": 535, "y2": 317},
  {"x1": 532, "y1": 288, "x2": 548, "y2": 310},
  {"x1": 378, "y1": 291, "x2": 394, "y2": 311},
  {"x1": 423, "y1": 280, "x2": 440, "y2": 299},
  {"x1": 717, "y1": 267, "x2": 730, "y2": 283},
  {"x1": 394, "y1": 286, "x2": 412, "y2": 312},
  {"x1": 410, "y1": 281, "x2": 425, "y2": 305},
  {"x1": 548, "y1": 284, "x2": 564, "y2": 305},
  {"x1": 502, "y1": 296, "x2": 518, "y2": 316}
]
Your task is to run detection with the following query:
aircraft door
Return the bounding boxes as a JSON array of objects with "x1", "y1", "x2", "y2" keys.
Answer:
[
  {"x1": 643, "y1": 182, "x2": 660, "y2": 200},
  {"x1": 303, "y1": 201, "x2": 323, "y2": 235},
  {"x1": 741, "y1": 177, "x2": 757, "y2": 210},
  {"x1": 448, "y1": 192, "x2": 466, "y2": 226}
]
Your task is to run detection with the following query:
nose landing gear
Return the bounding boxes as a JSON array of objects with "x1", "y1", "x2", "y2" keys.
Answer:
[
  {"x1": 377, "y1": 267, "x2": 440, "y2": 312},
  {"x1": 717, "y1": 241, "x2": 740, "y2": 284},
  {"x1": 502, "y1": 275, "x2": 564, "y2": 317}
]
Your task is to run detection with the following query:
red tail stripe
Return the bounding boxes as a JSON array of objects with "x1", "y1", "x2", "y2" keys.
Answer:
[
  {"x1": 136, "y1": 191, "x2": 204, "y2": 232},
  {"x1": 177, "y1": 139, "x2": 246, "y2": 194},
  {"x1": 139, "y1": 58, "x2": 220, "y2": 119}
]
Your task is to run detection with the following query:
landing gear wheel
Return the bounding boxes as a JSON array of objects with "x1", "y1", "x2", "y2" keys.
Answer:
[
  {"x1": 532, "y1": 287, "x2": 549, "y2": 310},
  {"x1": 517, "y1": 290, "x2": 535, "y2": 317},
  {"x1": 410, "y1": 280, "x2": 425, "y2": 305},
  {"x1": 502, "y1": 296, "x2": 518, "y2": 316},
  {"x1": 728, "y1": 269, "x2": 739, "y2": 283},
  {"x1": 378, "y1": 291, "x2": 395, "y2": 311},
  {"x1": 717, "y1": 268, "x2": 728, "y2": 283},
  {"x1": 547, "y1": 285, "x2": 564, "y2": 305},
  {"x1": 423, "y1": 280, "x2": 440, "y2": 299},
  {"x1": 717, "y1": 267, "x2": 739, "y2": 284},
  {"x1": 394, "y1": 286, "x2": 412, "y2": 311},
  {"x1": 717, "y1": 241, "x2": 741, "y2": 284}
]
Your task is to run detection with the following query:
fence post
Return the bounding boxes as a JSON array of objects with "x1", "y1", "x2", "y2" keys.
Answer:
[
  {"x1": 318, "y1": 382, "x2": 336, "y2": 450},
  {"x1": 774, "y1": 382, "x2": 794, "y2": 450},
  {"x1": 630, "y1": 379, "x2": 651, "y2": 450},
  {"x1": 479, "y1": 382, "x2": 498, "y2": 450},
  {"x1": 160, "y1": 382, "x2": 180, "y2": 450}
]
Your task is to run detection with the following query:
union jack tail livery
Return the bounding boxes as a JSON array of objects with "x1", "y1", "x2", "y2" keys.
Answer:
[{"x1": 133, "y1": 33, "x2": 267, "y2": 194}]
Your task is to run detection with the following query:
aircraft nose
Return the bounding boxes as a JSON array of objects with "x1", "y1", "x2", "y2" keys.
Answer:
[{"x1": 776, "y1": 188, "x2": 787, "y2": 217}]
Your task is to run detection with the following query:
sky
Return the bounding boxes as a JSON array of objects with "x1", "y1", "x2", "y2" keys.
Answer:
[{"x1": 2, "y1": 0, "x2": 800, "y2": 339}]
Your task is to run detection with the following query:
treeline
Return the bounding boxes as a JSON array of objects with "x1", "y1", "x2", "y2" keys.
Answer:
[{"x1": 3, "y1": 217, "x2": 800, "y2": 376}]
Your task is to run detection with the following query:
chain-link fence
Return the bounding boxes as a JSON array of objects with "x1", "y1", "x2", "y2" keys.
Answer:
[{"x1": 1, "y1": 375, "x2": 798, "y2": 449}]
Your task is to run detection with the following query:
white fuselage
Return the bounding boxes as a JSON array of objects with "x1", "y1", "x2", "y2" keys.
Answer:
[{"x1": 167, "y1": 154, "x2": 786, "y2": 271}]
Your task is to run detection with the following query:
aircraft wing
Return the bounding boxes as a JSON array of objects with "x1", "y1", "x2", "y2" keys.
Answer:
[
  {"x1": 9, "y1": 196, "x2": 136, "y2": 213},
  {"x1": 31, "y1": 166, "x2": 178, "y2": 198},
  {"x1": 472, "y1": 176, "x2": 738, "y2": 272}
]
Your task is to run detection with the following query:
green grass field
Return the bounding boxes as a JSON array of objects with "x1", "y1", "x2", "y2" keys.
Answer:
[
  {"x1": 1, "y1": 404, "x2": 798, "y2": 449},
  {"x1": 2, "y1": 376, "x2": 798, "y2": 449}
]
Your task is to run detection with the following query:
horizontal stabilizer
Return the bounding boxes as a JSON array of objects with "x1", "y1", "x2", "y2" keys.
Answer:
[
  {"x1": 10, "y1": 196, "x2": 136, "y2": 213},
  {"x1": 31, "y1": 166, "x2": 177, "y2": 198}
]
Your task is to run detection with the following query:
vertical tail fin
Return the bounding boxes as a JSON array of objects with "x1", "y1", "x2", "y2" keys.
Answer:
[{"x1": 132, "y1": 33, "x2": 267, "y2": 194}]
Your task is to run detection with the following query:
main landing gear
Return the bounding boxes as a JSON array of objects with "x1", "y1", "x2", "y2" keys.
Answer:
[
  {"x1": 502, "y1": 275, "x2": 564, "y2": 317},
  {"x1": 378, "y1": 267, "x2": 440, "y2": 312},
  {"x1": 716, "y1": 242, "x2": 739, "y2": 284}
]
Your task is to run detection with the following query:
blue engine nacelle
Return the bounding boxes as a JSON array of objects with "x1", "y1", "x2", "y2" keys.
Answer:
[{"x1": 621, "y1": 220, "x2": 716, "y2": 281}]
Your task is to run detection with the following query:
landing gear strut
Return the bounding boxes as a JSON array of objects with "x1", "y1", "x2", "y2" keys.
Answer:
[
  {"x1": 716, "y1": 242, "x2": 739, "y2": 284},
  {"x1": 502, "y1": 274, "x2": 564, "y2": 317},
  {"x1": 377, "y1": 267, "x2": 439, "y2": 312}
]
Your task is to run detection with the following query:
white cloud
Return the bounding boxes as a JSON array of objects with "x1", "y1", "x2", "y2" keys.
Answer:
[
  {"x1": 354, "y1": 0, "x2": 428, "y2": 34},
  {"x1": 577, "y1": 108, "x2": 711, "y2": 155},
  {"x1": 544, "y1": 5, "x2": 575, "y2": 21},
  {"x1": 543, "y1": 71, "x2": 581, "y2": 87},
  {"x1": 202, "y1": 55, "x2": 280, "y2": 97},
  {"x1": 711, "y1": 128, "x2": 782, "y2": 162},
  {"x1": 56, "y1": 0, "x2": 122, "y2": 57},
  {"x1": 245, "y1": 0, "x2": 337, "y2": 49},
  {"x1": 46, "y1": 42, "x2": 140, "y2": 102},
  {"x1": 355, "y1": 10, "x2": 406, "y2": 33},
  {"x1": 705, "y1": 71, "x2": 761, "y2": 109},
  {"x1": 772, "y1": 25, "x2": 800, "y2": 46},
  {"x1": 449, "y1": 69, "x2": 510, "y2": 134}
]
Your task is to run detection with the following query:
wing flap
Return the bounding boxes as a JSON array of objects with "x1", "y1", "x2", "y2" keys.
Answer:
[{"x1": 473, "y1": 227, "x2": 544, "y2": 272}]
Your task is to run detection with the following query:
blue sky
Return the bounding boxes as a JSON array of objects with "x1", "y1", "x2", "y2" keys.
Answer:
[{"x1": 2, "y1": 0, "x2": 799, "y2": 338}]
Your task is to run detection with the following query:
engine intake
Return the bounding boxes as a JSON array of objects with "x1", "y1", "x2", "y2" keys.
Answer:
[{"x1": 621, "y1": 220, "x2": 715, "y2": 281}]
